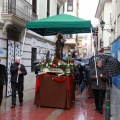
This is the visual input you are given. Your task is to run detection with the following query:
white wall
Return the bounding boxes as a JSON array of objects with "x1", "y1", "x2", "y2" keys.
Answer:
[
  {"x1": 0, "y1": 0, "x2": 3, "y2": 19},
  {"x1": 64, "y1": 0, "x2": 78, "y2": 16},
  {"x1": 97, "y1": 2, "x2": 112, "y2": 53},
  {"x1": 63, "y1": 45, "x2": 70, "y2": 57},
  {"x1": 103, "y1": 2, "x2": 112, "y2": 48},
  {"x1": 0, "y1": 29, "x2": 7, "y2": 66},
  {"x1": 111, "y1": 0, "x2": 120, "y2": 43},
  {"x1": 38, "y1": 0, "x2": 47, "y2": 19},
  {"x1": 50, "y1": 0, "x2": 57, "y2": 16}
]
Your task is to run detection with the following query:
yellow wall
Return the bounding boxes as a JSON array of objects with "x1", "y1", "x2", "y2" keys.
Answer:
[{"x1": 77, "y1": 37, "x2": 82, "y2": 57}]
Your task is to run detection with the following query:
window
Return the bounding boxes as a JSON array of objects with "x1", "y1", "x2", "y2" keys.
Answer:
[
  {"x1": 47, "y1": 0, "x2": 50, "y2": 17},
  {"x1": 32, "y1": 0, "x2": 37, "y2": 14},
  {"x1": 67, "y1": 0, "x2": 73, "y2": 12}
]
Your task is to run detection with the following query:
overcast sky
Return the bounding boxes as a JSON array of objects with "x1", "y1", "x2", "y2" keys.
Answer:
[{"x1": 79, "y1": 0, "x2": 99, "y2": 26}]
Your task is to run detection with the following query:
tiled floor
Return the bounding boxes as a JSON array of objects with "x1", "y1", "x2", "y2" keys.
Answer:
[{"x1": 0, "y1": 87, "x2": 105, "y2": 120}]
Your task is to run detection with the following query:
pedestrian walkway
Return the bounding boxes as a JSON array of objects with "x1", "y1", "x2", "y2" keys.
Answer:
[
  {"x1": 111, "y1": 85, "x2": 120, "y2": 120},
  {"x1": 0, "y1": 87, "x2": 105, "y2": 120}
]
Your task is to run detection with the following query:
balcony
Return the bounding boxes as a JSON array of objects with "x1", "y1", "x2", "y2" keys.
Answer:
[{"x1": 2, "y1": 0, "x2": 38, "y2": 27}]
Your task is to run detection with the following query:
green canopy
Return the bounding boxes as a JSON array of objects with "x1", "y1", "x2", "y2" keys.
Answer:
[{"x1": 26, "y1": 14, "x2": 92, "y2": 36}]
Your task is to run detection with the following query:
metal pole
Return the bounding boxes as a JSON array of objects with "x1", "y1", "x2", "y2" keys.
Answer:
[
  {"x1": 91, "y1": 28, "x2": 98, "y2": 85},
  {"x1": 102, "y1": 28, "x2": 103, "y2": 47},
  {"x1": 93, "y1": 55, "x2": 98, "y2": 85},
  {"x1": 105, "y1": 88, "x2": 111, "y2": 120},
  {"x1": 16, "y1": 29, "x2": 27, "y2": 83}
]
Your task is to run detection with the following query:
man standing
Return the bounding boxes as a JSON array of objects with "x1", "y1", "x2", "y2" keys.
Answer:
[
  {"x1": 90, "y1": 59, "x2": 109, "y2": 114},
  {"x1": 0, "y1": 59, "x2": 7, "y2": 106},
  {"x1": 10, "y1": 56, "x2": 27, "y2": 108}
]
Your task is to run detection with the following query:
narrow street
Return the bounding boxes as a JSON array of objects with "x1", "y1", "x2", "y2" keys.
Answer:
[
  {"x1": 0, "y1": 88, "x2": 104, "y2": 120},
  {"x1": 0, "y1": 0, "x2": 120, "y2": 120}
]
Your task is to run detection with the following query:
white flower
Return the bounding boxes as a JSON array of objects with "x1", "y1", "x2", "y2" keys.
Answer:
[
  {"x1": 48, "y1": 66, "x2": 50, "y2": 68},
  {"x1": 46, "y1": 63, "x2": 48, "y2": 67},
  {"x1": 58, "y1": 62, "x2": 61, "y2": 66},
  {"x1": 62, "y1": 62, "x2": 66, "y2": 65},
  {"x1": 50, "y1": 62, "x2": 52, "y2": 65},
  {"x1": 67, "y1": 64, "x2": 70, "y2": 67}
]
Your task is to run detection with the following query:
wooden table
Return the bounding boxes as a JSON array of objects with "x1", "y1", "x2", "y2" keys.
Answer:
[{"x1": 34, "y1": 74, "x2": 75, "y2": 109}]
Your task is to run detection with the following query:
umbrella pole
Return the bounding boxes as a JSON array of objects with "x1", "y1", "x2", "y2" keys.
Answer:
[
  {"x1": 91, "y1": 28, "x2": 98, "y2": 85},
  {"x1": 16, "y1": 28, "x2": 27, "y2": 83},
  {"x1": 94, "y1": 54, "x2": 98, "y2": 85}
]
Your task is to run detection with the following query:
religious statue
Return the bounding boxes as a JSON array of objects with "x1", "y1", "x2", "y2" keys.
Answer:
[{"x1": 55, "y1": 33, "x2": 65, "y2": 60}]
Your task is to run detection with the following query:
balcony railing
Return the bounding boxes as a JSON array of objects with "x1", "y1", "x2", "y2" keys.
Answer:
[{"x1": 2, "y1": 0, "x2": 38, "y2": 21}]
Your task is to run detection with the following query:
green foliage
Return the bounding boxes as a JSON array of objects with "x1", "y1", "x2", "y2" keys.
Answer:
[{"x1": 37, "y1": 58, "x2": 77, "y2": 73}]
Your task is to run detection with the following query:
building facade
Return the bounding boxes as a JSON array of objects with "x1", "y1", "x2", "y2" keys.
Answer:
[
  {"x1": 64, "y1": 0, "x2": 79, "y2": 58},
  {"x1": 95, "y1": 0, "x2": 112, "y2": 54},
  {"x1": 0, "y1": 0, "x2": 66, "y2": 96},
  {"x1": 111, "y1": 0, "x2": 120, "y2": 89},
  {"x1": 82, "y1": 34, "x2": 92, "y2": 57},
  {"x1": 77, "y1": 36, "x2": 82, "y2": 57}
]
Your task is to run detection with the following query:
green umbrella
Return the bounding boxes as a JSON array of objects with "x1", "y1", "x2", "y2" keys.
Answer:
[{"x1": 26, "y1": 14, "x2": 92, "y2": 36}]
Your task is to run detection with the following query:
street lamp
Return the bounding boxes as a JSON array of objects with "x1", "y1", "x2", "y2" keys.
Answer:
[
  {"x1": 100, "y1": 20, "x2": 114, "y2": 48},
  {"x1": 100, "y1": 20, "x2": 105, "y2": 30},
  {"x1": 100, "y1": 20, "x2": 105, "y2": 47},
  {"x1": 100, "y1": 20, "x2": 114, "y2": 33},
  {"x1": 100, "y1": 39, "x2": 103, "y2": 47}
]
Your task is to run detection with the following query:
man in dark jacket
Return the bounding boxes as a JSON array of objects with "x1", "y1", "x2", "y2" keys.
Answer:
[
  {"x1": 0, "y1": 60, "x2": 7, "y2": 106},
  {"x1": 90, "y1": 59, "x2": 109, "y2": 114},
  {"x1": 10, "y1": 56, "x2": 27, "y2": 108}
]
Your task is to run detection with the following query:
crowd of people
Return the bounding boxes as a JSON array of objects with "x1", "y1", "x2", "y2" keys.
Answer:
[
  {"x1": 74, "y1": 59, "x2": 109, "y2": 114},
  {"x1": 0, "y1": 56, "x2": 109, "y2": 115}
]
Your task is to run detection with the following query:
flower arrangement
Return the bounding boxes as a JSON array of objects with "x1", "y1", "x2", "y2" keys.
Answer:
[{"x1": 37, "y1": 57, "x2": 77, "y2": 73}]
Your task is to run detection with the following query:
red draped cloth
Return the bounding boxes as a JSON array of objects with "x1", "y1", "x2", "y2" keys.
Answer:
[
  {"x1": 35, "y1": 74, "x2": 74, "y2": 96},
  {"x1": 34, "y1": 74, "x2": 75, "y2": 109}
]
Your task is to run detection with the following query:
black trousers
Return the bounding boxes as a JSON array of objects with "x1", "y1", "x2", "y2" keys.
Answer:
[
  {"x1": 93, "y1": 89, "x2": 105, "y2": 110},
  {"x1": 11, "y1": 83, "x2": 24, "y2": 105},
  {"x1": 0, "y1": 85, "x2": 3, "y2": 104}
]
